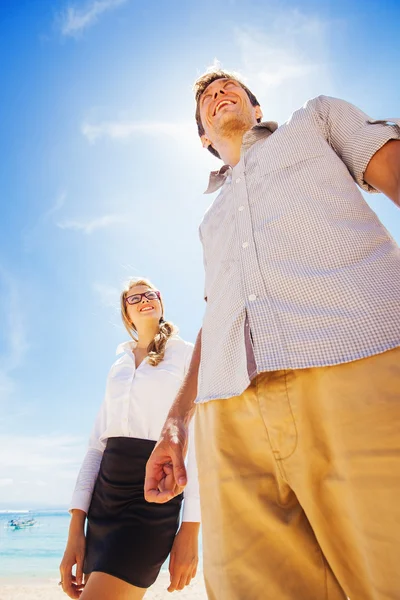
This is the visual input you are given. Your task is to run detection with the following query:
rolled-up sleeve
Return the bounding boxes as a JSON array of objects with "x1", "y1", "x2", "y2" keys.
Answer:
[
  {"x1": 182, "y1": 417, "x2": 201, "y2": 523},
  {"x1": 314, "y1": 95, "x2": 400, "y2": 192}
]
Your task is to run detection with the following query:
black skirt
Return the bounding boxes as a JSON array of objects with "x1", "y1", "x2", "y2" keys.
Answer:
[{"x1": 84, "y1": 437, "x2": 183, "y2": 588}]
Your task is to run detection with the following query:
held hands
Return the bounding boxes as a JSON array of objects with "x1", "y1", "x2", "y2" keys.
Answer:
[
  {"x1": 59, "y1": 527, "x2": 86, "y2": 598},
  {"x1": 145, "y1": 416, "x2": 189, "y2": 503},
  {"x1": 168, "y1": 522, "x2": 200, "y2": 592}
]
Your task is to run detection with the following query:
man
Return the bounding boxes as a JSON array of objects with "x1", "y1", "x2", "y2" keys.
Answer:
[{"x1": 145, "y1": 69, "x2": 400, "y2": 600}]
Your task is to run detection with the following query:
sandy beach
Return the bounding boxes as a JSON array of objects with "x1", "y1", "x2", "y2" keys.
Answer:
[{"x1": 0, "y1": 572, "x2": 208, "y2": 600}]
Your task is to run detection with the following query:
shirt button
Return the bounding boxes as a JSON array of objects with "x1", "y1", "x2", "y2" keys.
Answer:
[
  {"x1": 235, "y1": 177, "x2": 241, "y2": 183},
  {"x1": 238, "y1": 205, "x2": 245, "y2": 212},
  {"x1": 242, "y1": 241, "x2": 249, "y2": 248},
  {"x1": 248, "y1": 294, "x2": 257, "y2": 302}
]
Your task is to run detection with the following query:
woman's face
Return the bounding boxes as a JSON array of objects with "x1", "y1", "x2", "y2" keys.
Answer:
[{"x1": 125, "y1": 285, "x2": 163, "y2": 328}]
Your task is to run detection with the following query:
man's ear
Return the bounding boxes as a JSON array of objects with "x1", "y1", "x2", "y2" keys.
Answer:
[
  {"x1": 201, "y1": 134, "x2": 212, "y2": 149},
  {"x1": 255, "y1": 105, "x2": 263, "y2": 121}
]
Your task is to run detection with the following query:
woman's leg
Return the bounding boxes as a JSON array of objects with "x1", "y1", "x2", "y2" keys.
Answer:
[{"x1": 80, "y1": 572, "x2": 147, "y2": 600}]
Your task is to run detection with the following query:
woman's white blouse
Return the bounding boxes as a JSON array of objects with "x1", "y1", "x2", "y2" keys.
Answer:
[{"x1": 70, "y1": 336, "x2": 200, "y2": 522}]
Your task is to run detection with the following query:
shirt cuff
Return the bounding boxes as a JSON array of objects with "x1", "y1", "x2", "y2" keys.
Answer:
[
  {"x1": 69, "y1": 490, "x2": 92, "y2": 515},
  {"x1": 343, "y1": 118, "x2": 400, "y2": 192},
  {"x1": 182, "y1": 496, "x2": 201, "y2": 522}
]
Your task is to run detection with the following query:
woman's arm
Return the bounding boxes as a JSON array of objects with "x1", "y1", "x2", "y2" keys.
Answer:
[
  {"x1": 69, "y1": 384, "x2": 109, "y2": 511},
  {"x1": 168, "y1": 521, "x2": 200, "y2": 592},
  {"x1": 69, "y1": 447, "x2": 103, "y2": 514},
  {"x1": 60, "y1": 393, "x2": 108, "y2": 598},
  {"x1": 60, "y1": 509, "x2": 87, "y2": 599},
  {"x1": 60, "y1": 448, "x2": 104, "y2": 599}
]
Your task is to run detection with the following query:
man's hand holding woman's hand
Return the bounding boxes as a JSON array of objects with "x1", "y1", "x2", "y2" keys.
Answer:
[
  {"x1": 145, "y1": 328, "x2": 201, "y2": 504},
  {"x1": 144, "y1": 416, "x2": 189, "y2": 503}
]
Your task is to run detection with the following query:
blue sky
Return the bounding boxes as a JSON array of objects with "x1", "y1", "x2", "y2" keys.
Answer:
[{"x1": 0, "y1": 0, "x2": 399, "y2": 508}]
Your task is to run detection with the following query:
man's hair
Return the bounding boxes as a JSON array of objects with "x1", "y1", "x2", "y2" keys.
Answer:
[{"x1": 193, "y1": 69, "x2": 261, "y2": 159}]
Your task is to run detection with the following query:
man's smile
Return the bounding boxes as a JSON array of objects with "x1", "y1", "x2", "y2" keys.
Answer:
[{"x1": 213, "y1": 99, "x2": 237, "y2": 116}]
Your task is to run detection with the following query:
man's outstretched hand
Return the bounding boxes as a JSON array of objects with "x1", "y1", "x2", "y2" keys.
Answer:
[{"x1": 145, "y1": 416, "x2": 189, "y2": 503}]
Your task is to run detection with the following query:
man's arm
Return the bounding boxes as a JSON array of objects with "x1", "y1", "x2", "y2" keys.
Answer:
[
  {"x1": 167, "y1": 329, "x2": 201, "y2": 425},
  {"x1": 312, "y1": 96, "x2": 400, "y2": 202},
  {"x1": 364, "y1": 139, "x2": 400, "y2": 207},
  {"x1": 144, "y1": 329, "x2": 202, "y2": 503}
]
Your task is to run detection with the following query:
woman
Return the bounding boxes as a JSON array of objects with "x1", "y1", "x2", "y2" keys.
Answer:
[{"x1": 60, "y1": 278, "x2": 200, "y2": 600}]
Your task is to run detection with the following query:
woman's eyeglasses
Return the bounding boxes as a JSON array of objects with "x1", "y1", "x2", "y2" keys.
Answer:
[{"x1": 125, "y1": 290, "x2": 161, "y2": 305}]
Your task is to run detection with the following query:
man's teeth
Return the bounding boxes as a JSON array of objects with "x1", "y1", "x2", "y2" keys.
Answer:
[{"x1": 215, "y1": 100, "x2": 233, "y2": 114}]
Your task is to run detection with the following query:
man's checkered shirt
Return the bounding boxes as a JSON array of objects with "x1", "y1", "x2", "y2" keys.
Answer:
[{"x1": 197, "y1": 95, "x2": 400, "y2": 403}]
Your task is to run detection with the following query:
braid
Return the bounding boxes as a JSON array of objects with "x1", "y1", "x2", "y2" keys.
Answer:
[{"x1": 147, "y1": 319, "x2": 177, "y2": 367}]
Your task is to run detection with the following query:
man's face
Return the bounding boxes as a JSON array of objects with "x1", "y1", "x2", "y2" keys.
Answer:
[{"x1": 198, "y1": 78, "x2": 262, "y2": 150}]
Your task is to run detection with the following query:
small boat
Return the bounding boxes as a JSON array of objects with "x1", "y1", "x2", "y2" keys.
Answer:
[{"x1": 7, "y1": 517, "x2": 37, "y2": 530}]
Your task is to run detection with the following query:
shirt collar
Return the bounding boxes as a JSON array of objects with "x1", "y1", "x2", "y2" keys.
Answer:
[
  {"x1": 115, "y1": 334, "x2": 180, "y2": 356},
  {"x1": 116, "y1": 340, "x2": 137, "y2": 355},
  {"x1": 204, "y1": 121, "x2": 279, "y2": 195}
]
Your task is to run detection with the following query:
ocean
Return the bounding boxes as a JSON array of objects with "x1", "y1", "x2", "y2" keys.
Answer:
[
  {"x1": 0, "y1": 510, "x2": 69, "y2": 581},
  {"x1": 0, "y1": 510, "x2": 202, "y2": 581}
]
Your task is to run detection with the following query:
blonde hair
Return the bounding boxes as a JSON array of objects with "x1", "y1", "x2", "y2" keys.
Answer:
[{"x1": 120, "y1": 277, "x2": 177, "y2": 367}]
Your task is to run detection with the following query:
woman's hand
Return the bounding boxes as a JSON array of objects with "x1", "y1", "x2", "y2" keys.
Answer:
[
  {"x1": 168, "y1": 522, "x2": 200, "y2": 592},
  {"x1": 59, "y1": 510, "x2": 86, "y2": 598}
]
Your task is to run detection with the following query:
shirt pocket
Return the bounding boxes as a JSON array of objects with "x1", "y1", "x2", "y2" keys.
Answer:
[{"x1": 256, "y1": 127, "x2": 325, "y2": 177}]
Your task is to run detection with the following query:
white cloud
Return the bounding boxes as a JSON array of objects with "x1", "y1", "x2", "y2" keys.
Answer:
[
  {"x1": 256, "y1": 62, "x2": 317, "y2": 88},
  {"x1": 0, "y1": 434, "x2": 84, "y2": 469},
  {"x1": 0, "y1": 434, "x2": 86, "y2": 508},
  {"x1": 92, "y1": 282, "x2": 120, "y2": 308},
  {"x1": 213, "y1": 11, "x2": 334, "y2": 124},
  {"x1": 0, "y1": 478, "x2": 13, "y2": 487},
  {"x1": 81, "y1": 11, "x2": 332, "y2": 150},
  {"x1": 81, "y1": 120, "x2": 194, "y2": 144},
  {"x1": 59, "y1": 0, "x2": 129, "y2": 37},
  {"x1": 235, "y1": 12, "x2": 328, "y2": 87},
  {"x1": 0, "y1": 266, "x2": 29, "y2": 400},
  {"x1": 23, "y1": 191, "x2": 66, "y2": 252},
  {"x1": 0, "y1": 370, "x2": 15, "y2": 398},
  {"x1": 43, "y1": 190, "x2": 67, "y2": 218},
  {"x1": 57, "y1": 214, "x2": 125, "y2": 234}
]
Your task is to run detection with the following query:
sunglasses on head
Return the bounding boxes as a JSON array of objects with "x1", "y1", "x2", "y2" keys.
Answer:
[{"x1": 125, "y1": 290, "x2": 161, "y2": 305}]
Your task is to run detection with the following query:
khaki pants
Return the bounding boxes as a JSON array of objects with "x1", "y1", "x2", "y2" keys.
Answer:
[{"x1": 195, "y1": 347, "x2": 400, "y2": 600}]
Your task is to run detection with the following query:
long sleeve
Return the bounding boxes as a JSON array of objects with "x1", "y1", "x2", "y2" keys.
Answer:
[
  {"x1": 69, "y1": 394, "x2": 108, "y2": 514},
  {"x1": 69, "y1": 448, "x2": 103, "y2": 513},
  {"x1": 182, "y1": 416, "x2": 201, "y2": 523}
]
